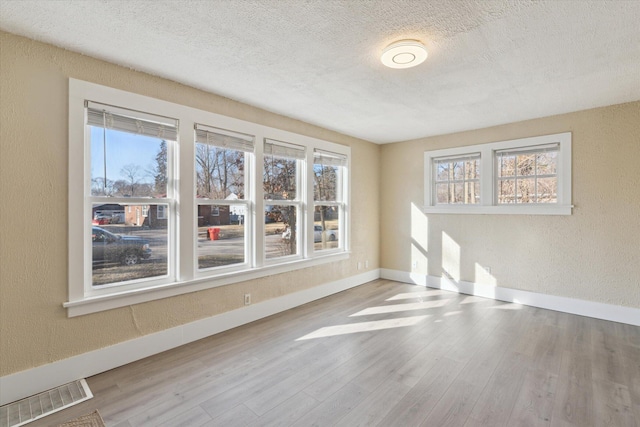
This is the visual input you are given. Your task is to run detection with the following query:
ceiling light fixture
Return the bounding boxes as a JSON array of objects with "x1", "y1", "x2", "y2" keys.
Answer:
[{"x1": 381, "y1": 40, "x2": 428, "y2": 69}]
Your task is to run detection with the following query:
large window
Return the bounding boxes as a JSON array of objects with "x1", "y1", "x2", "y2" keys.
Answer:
[
  {"x1": 195, "y1": 124, "x2": 253, "y2": 270},
  {"x1": 67, "y1": 79, "x2": 350, "y2": 316},
  {"x1": 424, "y1": 133, "x2": 571, "y2": 215},
  {"x1": 313, "y1": 150, "x2": 347, "y2": 251},
  {"x1": 86, "y1": 102, "x2": 176, "y2": 290},
  {"x1": 263, "y1": 139, "x2": 305, "y2": 261}
]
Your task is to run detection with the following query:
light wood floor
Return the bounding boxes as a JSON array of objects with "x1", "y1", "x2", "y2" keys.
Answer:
[{"x1": 32, "y1": 280, "x2": 639, "y2": 426}]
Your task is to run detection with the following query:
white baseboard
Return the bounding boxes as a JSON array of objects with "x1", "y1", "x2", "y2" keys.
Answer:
[
  {"x1": 380, "y1": 268, "x2": 640, "y2": 327},
  {"x1": 0, "y1": 269, "x2": 380, "y2": 406}
]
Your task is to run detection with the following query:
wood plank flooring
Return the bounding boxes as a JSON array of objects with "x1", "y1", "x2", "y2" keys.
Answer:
[{"x1": 29, "y1": 280, "x2": 640, "y2": 426}]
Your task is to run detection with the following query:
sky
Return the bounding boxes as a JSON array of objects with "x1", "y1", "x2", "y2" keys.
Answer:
[{"x1": 90, "y1": 127, "x2": 163, "y2": 185}]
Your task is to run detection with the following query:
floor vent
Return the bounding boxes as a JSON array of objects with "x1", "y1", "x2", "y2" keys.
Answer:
[{"x1": 0, "y1": 379, "x2": 93, "y2": 427}]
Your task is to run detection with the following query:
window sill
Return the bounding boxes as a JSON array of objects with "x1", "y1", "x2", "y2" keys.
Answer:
[
  {"x1": 64, "y1": 251, "x2": 350, "y2": 317},
  {"x1": 423, "y1": 204, "x2": 573, "y2": 215}
]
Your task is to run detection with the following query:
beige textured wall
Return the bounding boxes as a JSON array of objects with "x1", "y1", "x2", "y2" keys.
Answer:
[
  {"x1": 381, "y1": 101, "x2": 640, "y2": 308},
  {"x1": 0, "y1": 32, "x2": 380, "y2": 376}
]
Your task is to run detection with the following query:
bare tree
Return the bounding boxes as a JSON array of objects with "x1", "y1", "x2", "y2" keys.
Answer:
[
  {"x1": 196, "y1": 145, "x2": 244, "y2": 199},
  {"x1": 114, "y1": 163, "x2": 153, "y2": 197}
]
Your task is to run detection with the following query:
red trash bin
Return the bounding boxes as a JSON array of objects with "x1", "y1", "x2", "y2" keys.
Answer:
[{"x1": 208, "y1": 227, "x2": 221, "y2": 240}]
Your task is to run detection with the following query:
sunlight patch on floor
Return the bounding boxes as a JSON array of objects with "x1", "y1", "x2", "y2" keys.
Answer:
[
  {"x1": 386, "y1": 289, "x2": 455, "y2": 301},
  {"x1": 296, "y1": 315, "x2": 429, "y2": 340},
  {"x1": 443, "y1": 310, "x2": 462, "y2": 317},
  {"x1": 459, "y1": 295, "x2": 488, "y2": 304},
  {"x1": 350, "y1": 299, "x2": 452, "y2": 317},
  {"x1": 488, "y1": 303, "x2": 523, "y2": 310}
]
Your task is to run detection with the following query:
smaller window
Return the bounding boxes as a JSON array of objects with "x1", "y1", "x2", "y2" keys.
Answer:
[
  {"x1": 496, "y1": 145, "x2": 558, "y2": 204},
  {"x1": 424, "y1": 132, "x2": 571, "y2": 215},
  {"x1": 433, "y1": 154, "x2": 480, "y2": 205}
]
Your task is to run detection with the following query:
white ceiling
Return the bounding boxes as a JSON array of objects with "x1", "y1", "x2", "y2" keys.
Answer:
[{"x1": 1, "y1": 0, "x2": 639, "y2": 144}]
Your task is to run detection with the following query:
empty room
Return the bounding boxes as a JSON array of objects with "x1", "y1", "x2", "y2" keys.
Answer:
[{"x1": 0, "y1": 1, "x2": 639, "y2": 426}]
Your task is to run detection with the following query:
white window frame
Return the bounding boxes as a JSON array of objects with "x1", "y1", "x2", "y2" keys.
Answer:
[
  {"x1": 313, "y1": 150, "x2": 348, "y2": 253},
  {"x1": 433, "y1": 154, "x2": 481, "y2": 205},
  {"x1": 424, "y1": 132, "x2": 572, "y2": 215},
  {"x1": 263, "y1": 139, "x2": 306, "y2": 264},
  {"x1": 67, "y1": 79, "x2": 350, "y2": 317}
]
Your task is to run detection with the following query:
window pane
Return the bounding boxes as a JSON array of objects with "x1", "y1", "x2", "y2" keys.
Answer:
[
  {"x1": 517, "y1": 178, "x2": 536, "y2": 203},
  {"x1": 90, "y1": 128, "x2": 168, "y2": 197},
  {"x1": 264, "y1": 155, "x2": 297, "y2": 200},
  {"x1": 498, "y1": 179, "x2": 516, "y2": 204},
  {"x1": 436, "y1": 163, "x2": 449, "y2": 181},
  {"x1": 314, "y1": 164, "x2": 340, "y2": 201},
  {"x1": 536, "y1": 152, "x2": 557, "y2": 175},
  {"x1": 536, "y1": 177, "x2": 558, "y2": 203},
  {"x1": 92, "y1": 203, "x2": 167, "y2": 286},
  {"x1": 464, "y1": 181, "x2": 480, "y2": 204},
  {"x1": 517, "y1": 154, "x2": 536, "y2": 176},
  {"x1": 452, "y1": 162, "x2": 464, "y2": 180},
  {"x1": 265, "y1": 205, "x2": 298, "y2": 259},
  {"x1": 471, "y1": 159, "x2": 480, "y2": 179},
  {"x1": 499, "y1": 155, "x2": 516, "y2": 178},
  {"x1": 436, "y1": 183, "x2": 449, "y2": 204},
  {"x1": 197, "y1": 204, "x2": 245, "y2": 269},
  {"x1": 453, "y1": 182, "x2": 464, "y2": 203},
  {"x1": 195, "y1": 145, "x2": 245, "y2": 199},
  {"x1": 314, "y1": 206, "x2": 340, "y2": 251}
]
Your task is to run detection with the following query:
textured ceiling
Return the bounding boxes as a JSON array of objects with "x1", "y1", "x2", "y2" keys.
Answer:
[{"x1": 1, "y1": 0, "x2": 639, "y2": 143}]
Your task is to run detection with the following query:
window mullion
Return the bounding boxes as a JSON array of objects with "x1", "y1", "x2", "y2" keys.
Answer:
[
  {"x1": 253, "y1": 135, "x2": 264, "y2": 268},
  {"x1": 179, "y1": 122, "x2": 194, "y2": 282}
]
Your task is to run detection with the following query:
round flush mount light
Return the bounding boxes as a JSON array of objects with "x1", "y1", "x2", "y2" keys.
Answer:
[{"x1": 381, "y1": 40, "x2": 428, "y2": 69}]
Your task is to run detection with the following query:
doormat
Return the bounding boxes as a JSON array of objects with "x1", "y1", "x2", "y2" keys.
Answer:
[{"x1": 56, "y1": 410, "x2": 105, "y2": 427}]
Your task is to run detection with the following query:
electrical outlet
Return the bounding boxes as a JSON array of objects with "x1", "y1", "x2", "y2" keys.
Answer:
[
  {"x1": 357, "y1": 262, "x2": 362, "y2": 270},
  {"x1": 244, "y1": 294, "x2": 251, "y2": 305},
  {"x1": 365, "y1": 260, "x2": 369, "y2": 269},
  {"x1": 484, "y1": 266, "x2": 492, "y2": 274}
]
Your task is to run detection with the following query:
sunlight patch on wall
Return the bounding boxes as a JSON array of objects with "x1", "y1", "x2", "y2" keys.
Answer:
[
  {"x1": 411, "y1": 203, "x2": 429, "y2": 251},
  {"x1": 350, "y1": 299, "x2": 452, "y2": 317},
  {"x1": 410, "y1": 203, "x2": 429, "y2": 272},
  {"x1": 296, "y1": 315, "x2": 429, "y2": 340},
  {"x1": 442, "y1": 232, "x2": 460, "y2": 282}
]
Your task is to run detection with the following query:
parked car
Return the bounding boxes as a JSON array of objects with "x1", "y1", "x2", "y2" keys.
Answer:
[
  {"x1": 92, "y1": 226, "x2": 151, "y2": 265},
  {"x1": 314, "y1": 225, "x2": 337, "y2": 243},
  {"x1": 92, "y1": 214, "x2": 112, "y2": 225},
  {"x1": 281, "y1": 226, "x2": 337, "y2": 242}
]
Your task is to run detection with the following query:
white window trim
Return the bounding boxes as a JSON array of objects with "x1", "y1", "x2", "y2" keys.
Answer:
[
  {"x1": 312, "y1": 150, "x2": 348, "y2": 254},
  {"x1": 67, "y1": 79, "x2": 350, "y2": 317},
  {"x1": 424, "y1": 132, "x2": 572, "y2": 215}
]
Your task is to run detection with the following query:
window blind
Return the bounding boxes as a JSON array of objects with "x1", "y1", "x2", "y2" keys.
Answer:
[
  {"x1": 86, "y1": 102, "x2": 178, "y2": 140},
  {"x1": 264, "y1": 139, "x2": 306, "y2": 159},
  {"x1": 433, "y1": 153, "x2": 481, "y2": 164},
  {"x1": 496, "y1": 143, "x2": 559, "y2": 157},
  {"x1": 195, "y1": 124, "x2": 254, "y2": 152},
  {"x1": 314, "y1": 149, "x2": 347, "y2": 167}
]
